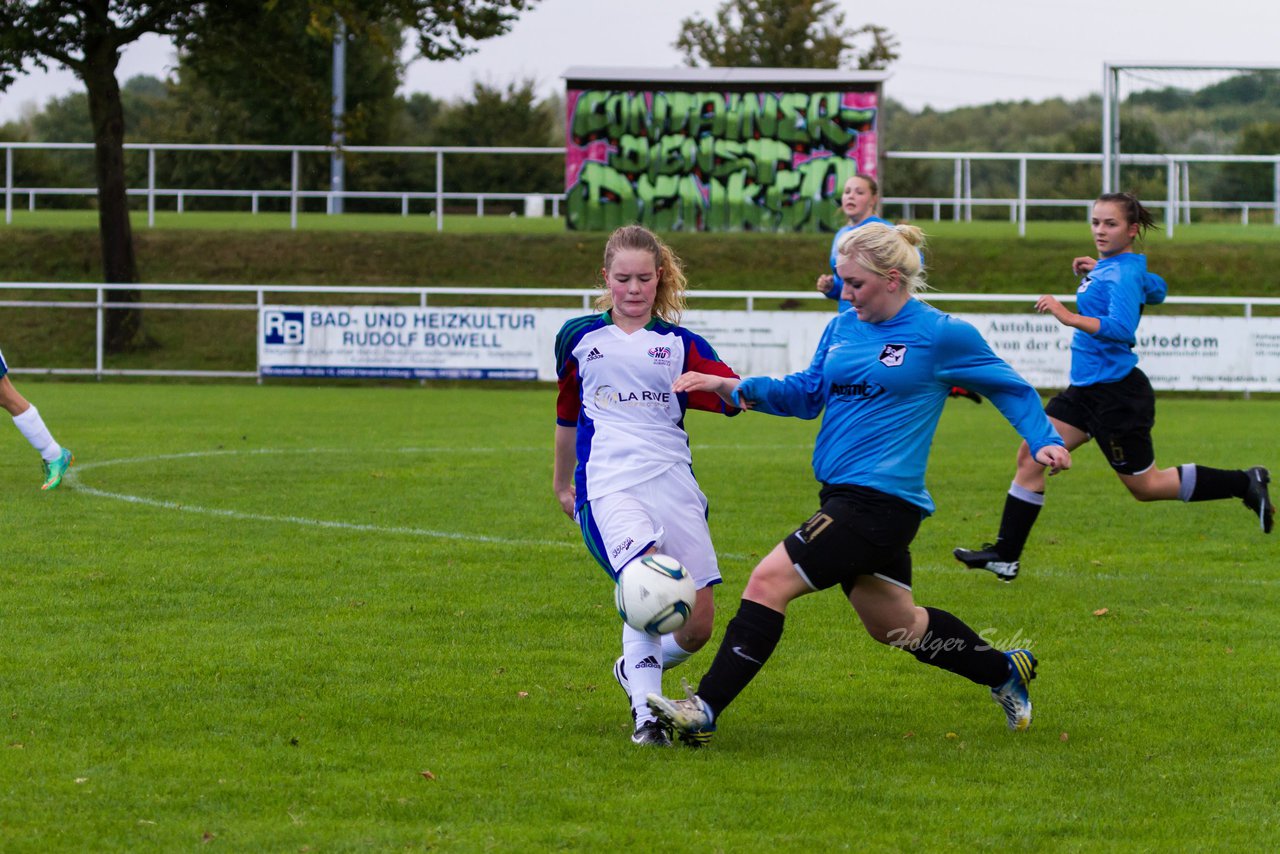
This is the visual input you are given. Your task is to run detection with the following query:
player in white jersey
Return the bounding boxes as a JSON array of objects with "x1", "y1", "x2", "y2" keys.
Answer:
[
  {"x1": 0, "y1": 346, "x2": 74, "y2": 490},
  {"x1": 553, "y1": 225, "x2": 740, "y2": 746}
]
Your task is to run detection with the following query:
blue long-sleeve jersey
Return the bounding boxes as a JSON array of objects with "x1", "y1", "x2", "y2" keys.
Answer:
[
  {"x1": 1070, "y1": 252, "x2": 1166, "y2": 386},
  {"x1": 824, "y1": 216, "x2": 894, "y2": 311},
  {"x1": 733, "y1": 299, "x2": 1063, "y2": 515}
]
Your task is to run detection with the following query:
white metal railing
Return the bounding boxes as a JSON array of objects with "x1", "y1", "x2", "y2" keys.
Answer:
[
  {"x1": 4, "y1": 282, "x2": 1279, "y2": 382},
  {"x1": 3, "y1": 142, "x2": 1279, "y2": 237},
  {"x1": 0, "y1": 142, "x2": 561, "y2": 233}
]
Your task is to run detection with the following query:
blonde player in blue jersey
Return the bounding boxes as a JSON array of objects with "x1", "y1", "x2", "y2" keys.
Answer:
[
  {"x1": 553, "y1": 225, "x2": 741, "y2": 746},
  {"x1": 954, "y1": 192, "x2": 1273, "y2": 582},
  {"x1": 1, "y1": 347, "x2": 74, "y2": 490},
  {"x1": 647, "y1": 222, "x2": 1072, "y2": 746}
]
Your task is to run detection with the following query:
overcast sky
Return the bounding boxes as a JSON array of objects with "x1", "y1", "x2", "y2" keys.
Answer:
[{"x1": 2, "y1": 0, "x2": 1278, "y2": 124}]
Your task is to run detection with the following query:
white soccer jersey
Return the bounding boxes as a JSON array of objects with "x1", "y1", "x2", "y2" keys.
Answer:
[{"x1": 555, "y1": 312, "x2": 738, "y2": 511}]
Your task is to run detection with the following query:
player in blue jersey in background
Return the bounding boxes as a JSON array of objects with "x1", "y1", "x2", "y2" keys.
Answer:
[
  {"x1": 818, "y1": 173, "x2": 983, "y2": 405},
  {"x1": 954, "y1": 192, "x2": 1273, "y2": 582},
  {"x1": 1, "y1": 347, "x2": 74, "y2": 490},
  {"x1": 553, "y1": 225, "x2": 740, "y2": 746},
  {"x1": 647, "y1": 223, "x2": 1071, "y2": 745},
  {"x1": 815, "y1": 174, "x2": 893, "y2": 312}
]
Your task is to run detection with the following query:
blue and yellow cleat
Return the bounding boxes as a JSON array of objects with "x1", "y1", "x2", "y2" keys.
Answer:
[
  {"x1": 646, "y1": 678, "x2": 716, "y2": 748},
  {"x1": 992, "y1": 648, "x2": 1037, "y2": 732},
  {"x1": 41, "y1": 448, "x2": 74, "y2": 491}
]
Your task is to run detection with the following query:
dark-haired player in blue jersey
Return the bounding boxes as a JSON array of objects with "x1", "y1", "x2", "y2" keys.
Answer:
[
  {"x1": 647, "y1": 222, "x2": 1071, "y2": 746},
  {"x1": 955, "y1": 192, "x2": 1273, "y2": 582},
  {"x1": 1, "y1": 346, "x2": 74, "y2": 490},
  {"x1": 553, "y1": 225, "x2": 740, "y2": 747}
]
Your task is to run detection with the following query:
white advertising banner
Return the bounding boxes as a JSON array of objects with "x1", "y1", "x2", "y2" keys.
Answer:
[
  {"x1": 258, "y1": 306, "x2": 577, "y2": 381},
  {"x1": 957, "y1": 313, "x2": 1280, "y2": 392},
  {"x1": 257, "y1": 305, "x2": 1280, "y2": 392}
]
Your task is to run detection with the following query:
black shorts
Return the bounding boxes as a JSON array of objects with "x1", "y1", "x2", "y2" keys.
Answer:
[
  {"x1": 782, "y1": 484, "x2": 923, "y2": 594},
  {"x1": 1044, "y1": 367, "x2": 1156, "y2": 475}
]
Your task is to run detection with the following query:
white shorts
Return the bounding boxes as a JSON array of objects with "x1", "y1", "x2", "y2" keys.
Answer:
[{"x1": 578, "y1": 464, "x2": 722, "y2": 590}]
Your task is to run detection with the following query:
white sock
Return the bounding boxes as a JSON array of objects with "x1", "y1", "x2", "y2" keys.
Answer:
[
  {"x1": 621, "y1": 624, "x2": 664, "y2": 727},
  {"x1": 13, "y1": 405, "x2": 61, "y2": 462},
  {"x1": 661, "y1": 633, "x2": 693, "y2": 669}
]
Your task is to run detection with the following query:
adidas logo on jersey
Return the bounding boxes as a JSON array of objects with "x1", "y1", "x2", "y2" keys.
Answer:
[{"x1": 585, "y1": 347, "x2": 604, "y2": 362}]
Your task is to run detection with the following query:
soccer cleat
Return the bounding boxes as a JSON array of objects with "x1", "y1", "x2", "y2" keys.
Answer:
[
  {"x1": 991, "y1": 648, "x2": 1038, "y2": 732},
  {"x1": 646, "y1": 678, "x2": 716, "y2": 748},
  {"x1": 40, "y1": 448, "x2": 74, "y2": 491},
  {"x1": 1243, "y1": 466, "x2": 1274, "y2": 534},
  {"x1": 630, "y1": 719, "x2": 672, "y2": 747},
  {"x1": 953, "y1": 544, "x2": 1019, "y2": 581}
]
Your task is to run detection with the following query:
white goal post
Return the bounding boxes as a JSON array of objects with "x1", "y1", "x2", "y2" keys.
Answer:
[{"x1": 1103, "y1": 62, "x2": 1280, "y2": 222}]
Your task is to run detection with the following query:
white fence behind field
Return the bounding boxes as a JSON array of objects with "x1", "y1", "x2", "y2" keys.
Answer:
[
  {"x1": 5, "y1": 283, "x2": 1280, "y2": 393},
  {"x1": 4, "y1": 142, "x2": 1280, "y2": 237}
]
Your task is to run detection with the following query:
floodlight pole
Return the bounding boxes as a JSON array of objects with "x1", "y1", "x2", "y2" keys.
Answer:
[
  {"x1": 1102, "y1": 62, "x2": 1114, "y2": 194},
  {"x1": 329, "y1": 17, "x2": 347, "y2": 215}
]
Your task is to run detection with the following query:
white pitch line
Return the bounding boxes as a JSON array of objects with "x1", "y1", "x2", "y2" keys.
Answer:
[
  {"x1": 65, "y1": 448, "x2": 1275, "y2": 587},
  {"x1": 66, "y1": 447, "x2": 578, "y2": 550}
]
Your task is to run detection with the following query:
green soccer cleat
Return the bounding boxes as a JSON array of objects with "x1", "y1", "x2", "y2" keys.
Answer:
[
  {"x1": 646, "y1": 678, "x2": 716, "y2": 748},
  {"x1": 41, "y1": 448, "x2": 74, "y2": 491},
  {"x1": 992, "y1": 648, "x2": 1038, "y2": 732}
]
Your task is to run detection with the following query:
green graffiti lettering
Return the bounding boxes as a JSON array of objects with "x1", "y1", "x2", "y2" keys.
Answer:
[
  {"x1": 613, "y1": 134, "x2": 650, "y2": 175},
  {"x1": 651, "y1": 134, "x2": 697, "y2": 179},
  {"x1": 742, "y1": 137, "x2": 791, "y2": 184},
  {"x1": 652, "y1": 92, "x2": 696, "y2": 136},
  {"x1": 838, "y1": 106, "x2": 876, "y2": 149},
  {"x1": 685, "y1": 92, "x2": 726, "y2": 138},
  {"x1": 719, "y1": 171, "x2": 766, "y2": 231},
  {"x1": 566, "y1": 162, "x2": 640, "y2": 231},
  {"x1": 695, "y1": 137, "x2": 749, "y2": 181},
  {"x1": 570, "y1": 91, "x2": 611, "y2": 143},
  {"x1": 726, "y1": 93, "x2": 778, "y2": 141},
  {"x1": 796, "y1": 157, "x2": 851, "y2": 231},
  {"x1": 765, "y1": 169, "x2": 806, "y2": 230},
  {"x1": 567, "y1": 87, "x2": 877, "y2": 232},
  {"x1": 605, "y1": 92, "x2": 651, "y2": 139},
  {"x1": 776, "y1": 93, "x2": 809, "y2": 144},
  {"x1": 807, "y1": 92, "x2": 849, "y2": 147},
  {"x1": 638, "y1": 174, "x2": 704, "y2": 231}
]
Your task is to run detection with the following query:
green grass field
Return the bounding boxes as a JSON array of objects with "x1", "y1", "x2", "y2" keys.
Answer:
[
  {"x1": 3, "y1": 381, "x2": 1277, "y2": 850},
  {"x1": 7, "y1": 207, "x2": 1280, "y2": 242}
]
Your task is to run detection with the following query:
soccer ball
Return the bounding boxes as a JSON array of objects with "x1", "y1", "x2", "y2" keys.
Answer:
[{"x1": 615, "y1": 554, "x2": 696, "y2": 635}]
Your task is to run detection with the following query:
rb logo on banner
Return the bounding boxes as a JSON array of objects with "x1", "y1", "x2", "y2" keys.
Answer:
[{"x1": 264, "y1": 311, "x2": 305, "y2": 345}]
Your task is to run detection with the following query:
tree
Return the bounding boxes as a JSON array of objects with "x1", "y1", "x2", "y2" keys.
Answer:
[
  {"x1": 164, "y1": 1, "x2": 406, "y2": 212},
  {"x1": 0, "y1": 0, "x2": 539, "y2": 351},
  {"x1": 1214, "y1": 122, "x2": 1280, "y2": 204},
  {"x1": 675, "y1": 0, "x2": 897, "y2": 70},
  {"x1": 430, "y1": 80, "x2": 561, "y2": 202}
]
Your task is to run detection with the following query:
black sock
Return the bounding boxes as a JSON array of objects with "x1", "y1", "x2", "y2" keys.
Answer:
[
  {"x1": 906, "y1": 607, "x2": 1010, "y2": 687},
  {"x1": 1180, "y1": 464, "x2": 1249, "y2": 501},
  {"x1": 995, "y1": 490, "x2": 1043, "y2": 560},
  {"x1": 696, "y1": 599, "x2": 785, "y2": 719}
]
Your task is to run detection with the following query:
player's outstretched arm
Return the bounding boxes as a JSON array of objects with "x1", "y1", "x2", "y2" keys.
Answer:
[
  {"x1": 674, "y1": 371, "x2": 744, "y2": 409},
  {"x1": 1034, "y1": 444, "x2": 1072, "y2": 476}
]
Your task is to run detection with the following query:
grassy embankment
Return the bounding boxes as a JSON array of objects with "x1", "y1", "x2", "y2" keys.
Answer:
[{"x1": 3, "y1": 213, "x2": 1279, "y2": 373}]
